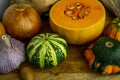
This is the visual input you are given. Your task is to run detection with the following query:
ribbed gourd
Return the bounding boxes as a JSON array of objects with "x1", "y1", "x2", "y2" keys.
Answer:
[
  {"x1": 26, "y1": 33, "x2": 68, "y2": 68},
  {"x1": 85, "y1": 37, "x2": 120, "y2": 74}
]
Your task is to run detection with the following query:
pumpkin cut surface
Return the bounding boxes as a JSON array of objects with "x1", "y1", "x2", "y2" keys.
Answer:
[
  {"x1": 26, "y1": 33, "x2": 68, "y2": 68},
  {"x1": 50, "y1": 0, "x2": 106, "y2": 45},
  {"x1": 85, "y1": 37, "x2": 120, "y2": 74}
]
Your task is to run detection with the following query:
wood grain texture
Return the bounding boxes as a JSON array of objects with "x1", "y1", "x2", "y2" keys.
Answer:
[{"x1": 0, "y1": 9, "x2": 118, "y2": 80}]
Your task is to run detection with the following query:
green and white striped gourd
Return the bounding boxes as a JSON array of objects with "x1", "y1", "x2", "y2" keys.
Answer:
[{"x1": 26, "y1": 33, "x2": 68, "y2": 68}]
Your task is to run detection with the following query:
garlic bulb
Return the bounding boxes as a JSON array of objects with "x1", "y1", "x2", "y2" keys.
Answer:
[{"x1": 0, "y1": 34, "x2": 25, "y2": 73}]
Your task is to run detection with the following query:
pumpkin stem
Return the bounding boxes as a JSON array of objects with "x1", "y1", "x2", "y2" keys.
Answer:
[
  {"x1": 1, "y1": 35, "x2": 13, "y2": 48},
  {"x1": 105, "y1": 41, "x2": 114, "y2": 48},
  {"x1": 118, "y1": 23, "x2": 120, "y2": 27}
]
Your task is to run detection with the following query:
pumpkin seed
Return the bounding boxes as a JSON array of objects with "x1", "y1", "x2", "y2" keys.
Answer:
[
  {"x1": 75, "y1": 3, "x2": 81, "y2": 6},
  {"x1": 67, "y1": 5, "x2": 76, "y2": 10},
  {"x1": 76, "y1": 5, "x2": 82, "y2": 9},
  {"x1": 84, "y1": 11, "x2": 89, "y2": 15},
  {"x1": 65, "y1": 11, "x2": 73, "y2": 17},
  {"x1": 72, "y1": 16, "x2": 79, "y2": 20}
]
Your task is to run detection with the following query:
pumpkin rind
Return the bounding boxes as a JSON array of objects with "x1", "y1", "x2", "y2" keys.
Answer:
[
  {"x1": 50, "y1": 0, "x2": 106, "y2": 45},
  {"x1": 104, "y1": 18, "x2": 120, "y2": 41},
  {"x1": 26, "y1": 33, "x2": 68, "y2": 68},
  {"x1": 85, "y1": 37, "x2": 120, "y2": 74}
]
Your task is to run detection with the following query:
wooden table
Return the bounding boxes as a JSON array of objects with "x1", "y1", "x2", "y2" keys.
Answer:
[{"x1": 0, "y1": 9, "x2": 120, "y2": 80}]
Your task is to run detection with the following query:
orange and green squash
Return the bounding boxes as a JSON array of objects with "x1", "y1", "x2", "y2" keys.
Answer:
[
  {"x1": 0, "y1": 22, "x2": 6, "y2": 36},
  {"x1": 85, "y1": 37, "x2": 120, "y2": 74},
  {"x1": 104, "y1": 18, "x2": 120, "y2": 41},
  {"x1": 49, "y1": 0, "x2": 106, "y2": 45},
  {"x1": 26, "y1": 33, "x2": 68, "y2": 68}
]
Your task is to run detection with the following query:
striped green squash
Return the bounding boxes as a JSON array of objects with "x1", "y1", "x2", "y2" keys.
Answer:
[{"x1": 26, "y1": 33, "x2": 68, "y2": 68}]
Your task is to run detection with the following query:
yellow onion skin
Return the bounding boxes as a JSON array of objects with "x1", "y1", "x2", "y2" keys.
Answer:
[{"x1": 3, "y1": 4, "x2": 42, "y2": 40}]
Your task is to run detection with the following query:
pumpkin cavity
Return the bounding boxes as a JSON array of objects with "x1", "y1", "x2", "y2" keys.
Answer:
[{"x1": 64, "y1": 2, "x2": 91, "y2": 20}]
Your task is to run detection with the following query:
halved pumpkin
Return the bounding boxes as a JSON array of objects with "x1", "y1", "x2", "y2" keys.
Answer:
[
  {"x1": 0, "y1": 22, "x2": 6, "y2": 36},
  {"x1": 49, "y1": 0, "x2": 106, "y2": 45}
]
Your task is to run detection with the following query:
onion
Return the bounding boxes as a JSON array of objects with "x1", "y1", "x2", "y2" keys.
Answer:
[
  {"x1": 0, "y1": 34, "x2": 25, "y2": 73},
  {"x1": 3, "y1": 4, "x2": 42, "y2": 40}
]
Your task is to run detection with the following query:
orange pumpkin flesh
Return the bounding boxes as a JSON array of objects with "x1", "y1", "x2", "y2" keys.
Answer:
[
  {"x1": 0, "y1": 22, "x2": 6, "y2": 36},
  {"x1": 50, "y1": 0, "x2": 106, "y2": 45}
]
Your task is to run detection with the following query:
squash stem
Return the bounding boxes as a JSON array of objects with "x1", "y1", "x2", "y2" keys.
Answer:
[{"x1": 2, "y1": 35, "x2": 13, "y2": 48}]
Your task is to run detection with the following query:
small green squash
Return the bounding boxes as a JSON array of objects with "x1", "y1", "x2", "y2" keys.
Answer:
[
  {"x1": 85, "y1": 37, "x2": 120, "y2": 74},
  {"x1": 104, "y1": 17, "x2": 120, "y2": 41},
  {"x1": 26, "y1": 33, "x2": 68, "y2": 68}
]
